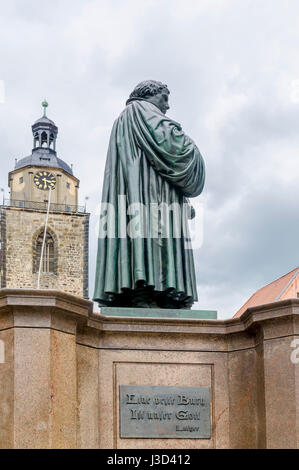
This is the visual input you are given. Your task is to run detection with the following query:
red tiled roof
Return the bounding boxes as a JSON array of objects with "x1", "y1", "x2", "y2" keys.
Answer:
[{"x1": 233, "y1": 267, "x2": 299, "y2": 318}]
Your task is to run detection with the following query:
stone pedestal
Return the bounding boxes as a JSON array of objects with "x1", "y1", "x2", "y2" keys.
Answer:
[{"x1": 0, "y1": 288, "x2": 298, "y2": 449}]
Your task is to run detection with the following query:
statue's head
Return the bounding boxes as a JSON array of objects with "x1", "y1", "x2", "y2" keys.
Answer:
[{"x1": 128, "y1": 80, "x2": 170, "y2": 114}]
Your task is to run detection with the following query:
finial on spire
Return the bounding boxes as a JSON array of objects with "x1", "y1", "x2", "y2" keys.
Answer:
[{"x1": 42, "y1": 99, "x2": 48, "y2": 117}]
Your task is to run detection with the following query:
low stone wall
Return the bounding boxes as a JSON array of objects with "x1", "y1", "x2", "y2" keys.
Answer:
[{"x1": 0, "y1": 288, "x2": 298, "y2": 449}]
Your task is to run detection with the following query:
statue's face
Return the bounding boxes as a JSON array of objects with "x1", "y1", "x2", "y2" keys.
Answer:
[{"x1": 147, "y1": 92, "x2": 170, "y2": 114}]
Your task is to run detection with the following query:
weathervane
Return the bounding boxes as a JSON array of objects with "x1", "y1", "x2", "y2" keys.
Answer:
[{"x1": 42, "y1": 99, "x2": 48, "y2": 117}]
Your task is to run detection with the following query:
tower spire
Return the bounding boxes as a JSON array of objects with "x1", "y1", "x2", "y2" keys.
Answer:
[{"x1": 42, "y1": 99, "x2": 48, "y2": 117}]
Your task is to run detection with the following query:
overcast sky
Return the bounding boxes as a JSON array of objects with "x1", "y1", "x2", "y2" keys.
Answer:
[{"x1": 1, "y1": 0, "x2": 299, "y2": 319}]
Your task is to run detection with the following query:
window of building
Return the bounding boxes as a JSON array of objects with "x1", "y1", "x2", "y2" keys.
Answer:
[
  {"x1": 19, "y1": 177, "x2": 23, "y2": 184},
  {"x1": 34, "y1": 231, "x2": 55, "y2": 274},
  {"x1": 49, "y1": 133, "x2": 54, "y2": 149},
  {"x1": 34, "y1": 132, "x2": 39, "y2": 148},
  {"x1": 66, "y1": 182, "x2": 70, "y2": 189},
  {"x1": 41, "y1": 131, "x2": 48, "y2": 147}
]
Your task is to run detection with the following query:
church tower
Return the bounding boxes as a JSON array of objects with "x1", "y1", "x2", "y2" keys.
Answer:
[{"x1": 0, "y1": 101, "x2": 89, "y2": 298}]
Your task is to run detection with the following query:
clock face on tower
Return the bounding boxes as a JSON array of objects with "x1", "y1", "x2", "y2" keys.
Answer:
[{"x1": 34, "y1": 171, "x2": 56, "y2": 190}]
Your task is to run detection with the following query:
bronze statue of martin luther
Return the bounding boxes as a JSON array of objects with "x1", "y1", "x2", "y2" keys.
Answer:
[{"x1": 93, "y1": 80, "x2": 205, "y2": 309}]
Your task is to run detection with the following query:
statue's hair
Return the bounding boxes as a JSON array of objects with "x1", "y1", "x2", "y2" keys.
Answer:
[{"x1": 129, "y1": 80, "x2": 170, "y2": 100}]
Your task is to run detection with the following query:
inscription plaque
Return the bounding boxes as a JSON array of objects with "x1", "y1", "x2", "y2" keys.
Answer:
[{"x1": 119, "y1": 385, "x2": 211, "y2": 438}]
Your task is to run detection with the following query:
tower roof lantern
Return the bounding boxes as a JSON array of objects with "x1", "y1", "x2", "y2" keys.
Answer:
[{"x1": 14, "y1": 100, "x2": 73, "y2": 176}]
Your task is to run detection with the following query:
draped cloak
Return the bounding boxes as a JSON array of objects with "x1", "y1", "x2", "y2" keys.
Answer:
[{"x1": 93, "y1": 99, "x2": 205, "y2": 307}]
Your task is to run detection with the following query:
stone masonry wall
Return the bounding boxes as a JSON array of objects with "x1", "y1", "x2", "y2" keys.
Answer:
[{"x1": 0, "y1": 207, "x2": 89, "y2": 298}]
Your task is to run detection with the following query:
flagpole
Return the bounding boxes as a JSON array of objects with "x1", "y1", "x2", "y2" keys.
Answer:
[{"x1": 37, "y1": 188, "x2": 52, "y2": 289}]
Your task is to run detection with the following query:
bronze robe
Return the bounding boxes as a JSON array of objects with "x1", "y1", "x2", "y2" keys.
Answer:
[{"x1": 93, "y1": 99, "x2": 205, "y2": 307}]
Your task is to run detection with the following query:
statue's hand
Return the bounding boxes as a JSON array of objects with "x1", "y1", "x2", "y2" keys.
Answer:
[
  {"x1": 184, "y1": 197, "x2": 195, "y2": 219},
  {"x1": 189, "y1": 204, "x2": 195, "y2": 220}
]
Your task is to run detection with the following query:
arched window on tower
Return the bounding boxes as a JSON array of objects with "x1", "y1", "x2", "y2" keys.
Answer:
[
  {"x1": 33, "y1": 231, "x2": 55, "y2": 274},
  {"x1": 49, "y1": 133, "x2": 54, "y2": 149},
  {"x1": 41, "y1": 131, "x2": 48, "y2": 148},
  {"x1": 34, "y1": 132, "x2": 40, "y2": 148}
]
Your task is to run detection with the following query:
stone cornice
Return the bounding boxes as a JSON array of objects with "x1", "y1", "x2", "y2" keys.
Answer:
[{"x1": 0, "y1": 289, "x2": 298, "y2": 343}]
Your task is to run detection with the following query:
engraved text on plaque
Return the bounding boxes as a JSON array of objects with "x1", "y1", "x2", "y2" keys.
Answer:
[{"x1": 119, "y1": 385, "x2": 211, "y2": 438}]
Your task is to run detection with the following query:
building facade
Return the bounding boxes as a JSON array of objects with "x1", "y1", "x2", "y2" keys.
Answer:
[{"x1": 0, "y1": 101, "x2": 89, "y2": 298}]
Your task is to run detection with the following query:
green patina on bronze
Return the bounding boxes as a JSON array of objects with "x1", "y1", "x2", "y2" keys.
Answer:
[{"x1": 93, "y1": 81, "x2": 205, "y2": 309}]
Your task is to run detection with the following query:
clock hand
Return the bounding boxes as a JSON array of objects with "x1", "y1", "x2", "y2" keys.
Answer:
[{"x1": 41, "y1": 178, "x2": 49, "y2": 189}]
